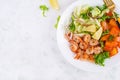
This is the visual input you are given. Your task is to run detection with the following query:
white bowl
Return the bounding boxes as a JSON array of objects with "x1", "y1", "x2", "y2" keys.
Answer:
[{"x1": 57, "y1": 0, "x2": 120, "y2": 72}]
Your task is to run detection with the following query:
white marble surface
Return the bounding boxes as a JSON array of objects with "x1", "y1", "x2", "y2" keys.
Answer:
[{"x1": 0, "y1": 0, "x2": 120, "y2": 80}]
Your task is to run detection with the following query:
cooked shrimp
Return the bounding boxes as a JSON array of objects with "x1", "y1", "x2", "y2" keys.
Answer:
[
  {"x1": 79, "y1": 42, "x2": 88, "y2": 50},
  {"x1": 83, "y1": 34, "x2": 91, "y2": 43},
  {"x1": 65, "y1": 32, "x2": 73, "y2": 41},
  {"x1": 74, "y1": 53, "x2": 81, "y2": 59},
  {"x1": 89, "y1": 55, "x2": 95, "y2": 62},
  {"x1": 76, "y1": 49, "x2": 83, "y2": 54},
  {"x1": 85, "y1": 47, "x2": 94, "y2": 55},
  {"x1": 69, "y1": 40, "x2": 78, "y2": 52},
  {"x1": 93, "y1": 46, "x2": 103, "y2": 54},
  {"x1": 74, "y1": 49, "x2": 83, "y2": 59},
  {"x1": 83, "y1": 53, "x2": 89, "y2": 60},
  {"x1": 89, "y1": 39, "x2": 99, "y2": 46},
  {"x1": 73, "y1": 35, "x2": 83, "y2": 43}
]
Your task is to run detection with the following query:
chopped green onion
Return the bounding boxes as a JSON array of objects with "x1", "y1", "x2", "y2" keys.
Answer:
[{"x1": 54, "y1": 16, "x2": 61, "y2": 29}]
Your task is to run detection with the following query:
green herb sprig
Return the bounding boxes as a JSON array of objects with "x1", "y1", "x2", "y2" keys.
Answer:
[
  {"x1": 94, "y1": 51, "x2": 110, "y2": 66},
  {"x1": 108, "y1": 35, "x2": 114, "y2": 41},
  {"x1": 40, "y1": 5, "x2": 49, "y2": 16},
  {"x1": 102, "y1": 30, "x2": 110, "y2": 36},
  {"x1": 101, "y1": 15, "x2": 110, "y2": 21},
  {"x1": 97, "y1": 4, "x2": 107, "y2": 11}
]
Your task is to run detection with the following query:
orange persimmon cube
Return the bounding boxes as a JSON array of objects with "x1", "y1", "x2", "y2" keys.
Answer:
[{"x1": 110, "y1": 47, "x2": 118, "y2": 57}]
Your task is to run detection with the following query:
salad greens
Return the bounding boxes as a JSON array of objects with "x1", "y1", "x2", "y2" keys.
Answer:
[
  {"x1": 97, "y1": 4, "x2": 107, "y2": 11},
  {"x1": 40, "y1": 5, "x2": 49, "y2": 16},
  {"x1": 90, "y1": 7, "x2": 101, "y2": 18},
  {"x1": 69, "y1": 4, "x2": 110, "y2": 40},
  {"x1": 94, "y1": 52, "x2": 110, "y2": 66},
  {"x1": 69, "y1": 19, "x2": 75, "y2": 32},
  {"x1": 80, "y1": 13, "x2": 89, "y2": 19}
]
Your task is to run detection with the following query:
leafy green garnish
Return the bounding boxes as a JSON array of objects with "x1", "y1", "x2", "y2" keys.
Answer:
[
  {"x1": 108, "y1": 35, "x2": 114, "y2": 41},
  {"x1": 101, "y1": 15, "x2": 110, "y2": 21},
  {"x1": 102, "y1": 30, "x2": 110, "y2": 36},
  {"x1": 80, "y1": 13, "x2": 89, "y2": 19},
  {"x1": 40, "y1": 5, "x2": 49, "y2": 16},
  {"x1": 94, "y1": 51, "x2": 110, "y2": 66},
  {"x1": 97, "y1": 4, "x2": 107, "y2": 11},
  {"x1": 54, "y1": 16, "x2": 61, "y2": 29},
  {"x1": 71, "y1": 15, "x2": 75, "y2": 21},
  {"x1": 69, "y1": 16, "x2": 76, "y2": 32},
  {"x1": 88, "y1": 7, "x2": 94, "y2": 11},
  {"x1": 100, "y1": 41, "x2": 104, "y2": 48},
  {"x1": 69, "y1": 21, "x2": 75, "y2": 32}
]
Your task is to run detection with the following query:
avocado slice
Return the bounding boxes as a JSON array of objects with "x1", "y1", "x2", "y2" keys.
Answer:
[
  {"x1": 82, "y1": 24, "x2": 97, "y2": 33},
  {"x1": 92, "y1": 27, "x2": 103, "y2": 40}
]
